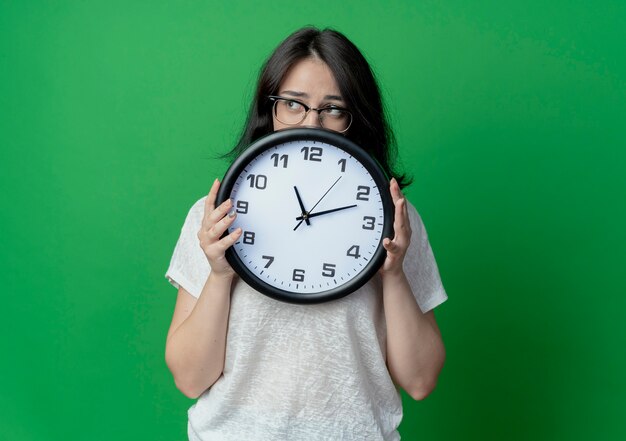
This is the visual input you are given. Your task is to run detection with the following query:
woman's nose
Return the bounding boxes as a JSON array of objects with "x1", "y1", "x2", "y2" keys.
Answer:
[{"x1": 301, "y1": 110, "x2": 322, "y2": 128}]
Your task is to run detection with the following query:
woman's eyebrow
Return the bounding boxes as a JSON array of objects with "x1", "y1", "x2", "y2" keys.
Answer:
[
  {"x1": 280, "y1": 90, "x2": 344, "y2": 102},
  {"x1": 281, "y1": 90, "x2": 308, "y2": 98},
  {"x1": 324, "y1": 94, "x2": 344, "y2": 102}
]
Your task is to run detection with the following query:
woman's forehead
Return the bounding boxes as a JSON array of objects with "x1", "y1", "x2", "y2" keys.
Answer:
[{"x1": 279, "y1": 58, "x2": 342, "y2": 100}]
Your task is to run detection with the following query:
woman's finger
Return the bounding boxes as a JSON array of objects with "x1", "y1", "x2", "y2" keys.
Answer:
[
  {"x1": 214, "y1": 227, "x2": 243, "y2": 252},
  {"x1": 202, "y1": 227, "x2": 242, "y2": 263},
  {"x1": 383, "y1": 237, "x2": 399, "y2": 253},
  {"x1": 204, "y1": 178, "x2": 221, "y2": 216},
  {"x1": 392, "y1": 198, "x2": 410, "y2": 248},
  {"x1": 393, "y1": 198, "x2": 406, "y2": 232},
  {"x1": 201, "y1": 197, "x2": 231, "y2": 231},
  {"x1": 204, "y1": 198, "x2": 233, "y2": 230},
  {"x1": 389, "y1": 177, "x2": 403, "y2": 204},
  {"x1": 206, "y1": 208, "x2": 237, "y2": 240}
]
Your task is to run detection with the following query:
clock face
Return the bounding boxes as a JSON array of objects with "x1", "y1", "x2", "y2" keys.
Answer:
[{"x1": 216, "y1": 128, "x2": 394, "y2": 304}]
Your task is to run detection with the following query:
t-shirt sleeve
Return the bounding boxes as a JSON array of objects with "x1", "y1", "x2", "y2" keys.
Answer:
[
  {"x1": 164, "y1": 196, "x2": 211, "y2": 298},
  {"x1": 403, "y1": 201, "x2": 448, "y2": 313}
]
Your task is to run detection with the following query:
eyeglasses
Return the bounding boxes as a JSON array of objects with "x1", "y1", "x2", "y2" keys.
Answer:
[{"x1": 268, "y1": 96, "x2": 353, "y2": 133}]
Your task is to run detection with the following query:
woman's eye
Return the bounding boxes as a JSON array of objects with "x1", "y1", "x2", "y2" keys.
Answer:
[
  {"x1": 286, "y1": 100, "x2": 304, "y2": 111},
  {"x1": 323, "y1": 107, "x2": 345, "y2": 118}
]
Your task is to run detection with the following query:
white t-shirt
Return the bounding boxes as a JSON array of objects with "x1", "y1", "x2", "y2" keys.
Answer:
[{"x1": 165, "y1": 196, "x2": 448, "y2": 441}]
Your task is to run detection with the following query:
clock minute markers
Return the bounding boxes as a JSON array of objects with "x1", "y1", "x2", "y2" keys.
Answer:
[{"x1": 217, "y1": 130, "x2": 393, "y2": 302}]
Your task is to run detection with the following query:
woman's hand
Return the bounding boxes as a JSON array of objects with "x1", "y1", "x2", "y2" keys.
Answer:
[
  {"x1": 197, "y1": 178, "x2": 243, "y2": 278},
  {"x1": 380, "y1": 178, "x2": 412, "y2": 277}
]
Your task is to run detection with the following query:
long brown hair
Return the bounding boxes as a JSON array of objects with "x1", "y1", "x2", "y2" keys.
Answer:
[{"x1": 223, "y1": 27, "x2": 411, "y2": 188}]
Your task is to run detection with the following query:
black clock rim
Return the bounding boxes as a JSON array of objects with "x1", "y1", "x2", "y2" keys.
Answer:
[{"x1": 216, "y1": 128, "x2": 395, "y2": 304}]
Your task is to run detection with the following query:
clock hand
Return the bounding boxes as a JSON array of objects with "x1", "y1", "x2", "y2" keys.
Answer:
[
  {"x1": 293, "y1": 186, "x2": 310, "y2": 226},
  {"x1": 296, "y1": 204, "x2": 357, "y2": 221},
  {"x1": 293, "y1": 176, "x2": 342, "y2": 231}
]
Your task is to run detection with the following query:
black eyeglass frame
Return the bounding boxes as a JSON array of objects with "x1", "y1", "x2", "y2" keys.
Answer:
[{"x1": 267, "y1": 95, "x2": 353, "y2": 133}]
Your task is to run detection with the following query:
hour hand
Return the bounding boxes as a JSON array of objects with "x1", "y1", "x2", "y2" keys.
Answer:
[
  {"x1": 293, "y1": 186, "x2": 310, "y2": 226},
  {"x1": 296, "y1": 204, "x2": 357, "y2": 221}
]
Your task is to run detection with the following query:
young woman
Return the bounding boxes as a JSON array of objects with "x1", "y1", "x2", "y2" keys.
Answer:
[{"x1": 165, "y1": 27, "x2": 448, "y2": 440}]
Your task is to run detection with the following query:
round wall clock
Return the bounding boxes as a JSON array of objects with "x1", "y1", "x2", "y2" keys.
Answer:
[{"x1": 216, "y1": 128, "x2": 394, "y2": 304}]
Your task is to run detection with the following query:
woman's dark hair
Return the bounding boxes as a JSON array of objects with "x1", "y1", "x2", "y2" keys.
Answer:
[{"x1": 223, "y1": 27, "x2": 412, "y2": 188}]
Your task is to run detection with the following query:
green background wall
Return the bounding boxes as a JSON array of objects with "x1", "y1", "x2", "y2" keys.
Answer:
[{"x1": 1, "y1": 1, "x2": 624, "y2": 439}]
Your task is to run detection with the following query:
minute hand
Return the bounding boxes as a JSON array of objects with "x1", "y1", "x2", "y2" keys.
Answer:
[{"x1": 296, "y1": 204, "x2": 357, "y2": 221}]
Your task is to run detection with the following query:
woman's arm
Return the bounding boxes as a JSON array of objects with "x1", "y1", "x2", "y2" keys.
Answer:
[
  {"x1": 381, "y1": 179, "x2": 446, "y2": 400},
  {"x1": 165, "y1": 275, "x2": 232, "y2": 398},
  {"x1": 164, "y1": 179, "x2": 242, "y2": 399},
  {"x1": 382, "y1": 273, "x2": 445, "y2": 400}
]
